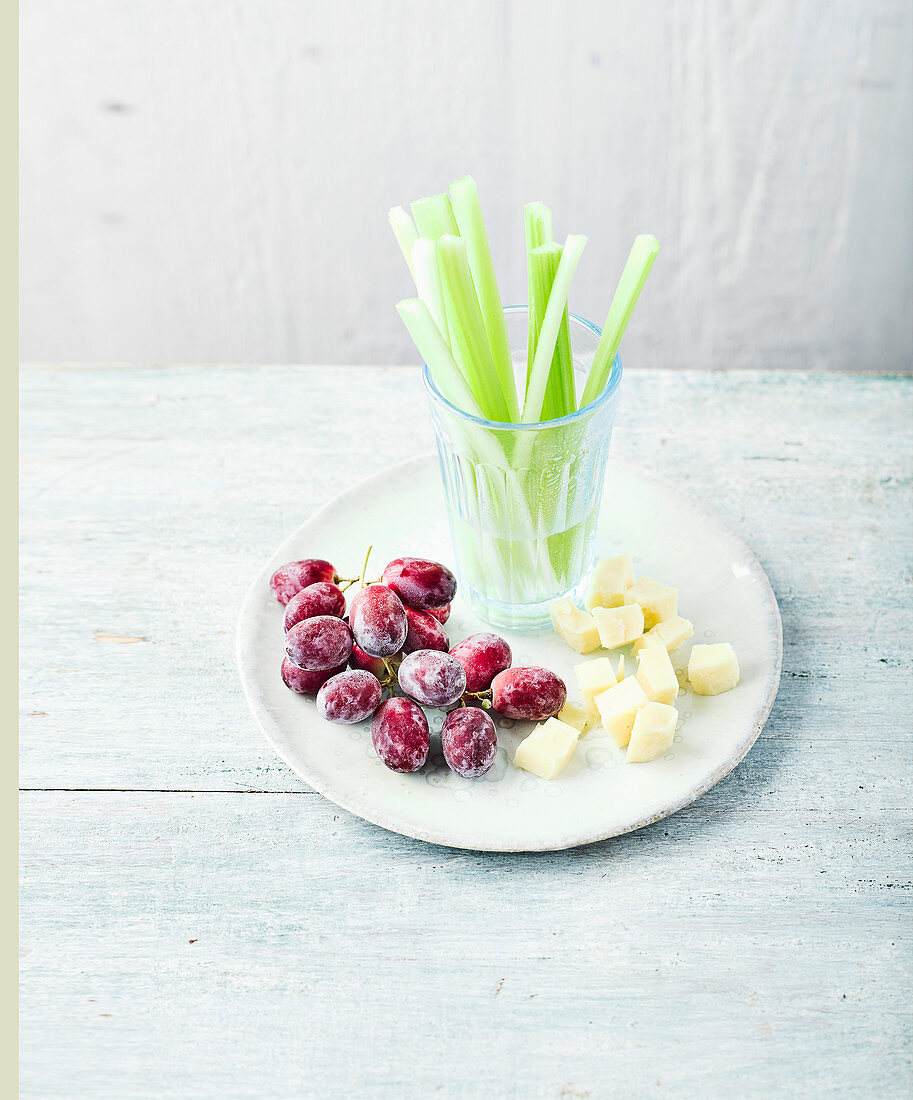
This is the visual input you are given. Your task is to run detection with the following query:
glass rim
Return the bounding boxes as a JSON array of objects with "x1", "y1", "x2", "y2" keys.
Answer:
[{"x1": 421, "y1": 304, "x2": 622, "y2": 431}]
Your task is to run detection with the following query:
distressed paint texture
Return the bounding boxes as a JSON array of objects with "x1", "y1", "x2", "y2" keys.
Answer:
[
  {"x1": 19, "y1": 1, "x2": 913, "y2": 370},
  {"x1": 18, "y1": 365, "x2": 913, "y2": 1097}
]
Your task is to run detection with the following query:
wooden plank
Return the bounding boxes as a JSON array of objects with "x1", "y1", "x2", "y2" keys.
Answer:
[
  {"x1": 20, "y1": 789, "x2": 911, "y2": 1099},
  {"x1": 18, "y1": 367, "x2": 913, "y2": 1098},
  {"x1": 19, "y1": 368, "x2": 913, "y2": 792}
]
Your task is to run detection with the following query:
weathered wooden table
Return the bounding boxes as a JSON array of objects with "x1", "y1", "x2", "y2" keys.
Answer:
[{"x1": 20, "y1": 366, "x2": 912, "y2": 1098}]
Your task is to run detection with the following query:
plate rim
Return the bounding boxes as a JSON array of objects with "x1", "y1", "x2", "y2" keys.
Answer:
[{"x1": 236, "y1": 454, "x2": 783, "y2": 852}]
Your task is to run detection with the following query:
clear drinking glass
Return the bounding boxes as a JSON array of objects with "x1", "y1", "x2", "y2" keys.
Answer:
[{"x1": 424, "y1": 306, "x2": 622, "y2": 630}]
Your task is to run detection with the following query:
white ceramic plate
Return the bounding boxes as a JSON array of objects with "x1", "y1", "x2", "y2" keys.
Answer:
[{"x1": 237, "y1": 455, "x2": 781, "y2": 852}]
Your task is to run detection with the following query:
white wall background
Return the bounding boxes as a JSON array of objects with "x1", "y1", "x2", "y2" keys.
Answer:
[{"x1": 20, "y1": 0, "x2": 913, "y2": 369}]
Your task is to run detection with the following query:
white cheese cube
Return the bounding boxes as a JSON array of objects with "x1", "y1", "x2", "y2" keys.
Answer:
[
  {"x1": 688, "y1": 643, "x2": 740, "y2": 695},
  {"x1": 626, "y1": 702, "x2": 678, "y2": 763},
  {"x1": 513, "y1": 717, "x2": 580, "y2": 780},
  {"x1": 631, "y1": 631, "x2": 664, "y2": 655},
  {"x1": 557, "y1": 701, "x2": 589, "y2": 734},
  {"x1": 623, "y1": 577, "x2": 678, "y2": 630},
  {"x1": 592, "y1": 603, "x2": 644, "y2": 649},
  {"x1": 549, "y1": 597, "x2": 601, "y2": 654},
  {"x1": 585, "y1": 554, "x2": 635, "y2": 610},
  {"x1": 594, "y1": 675, "x2": 648, "y2": 749},
  {"x1": 615, "y1": 654, "x2": 625, "y2": 681},
  {"x1": 574, "y1": 657, "x2": 620, "y2": 727},
  {"x1": 636, "y1": 645, "x2": 679, "y2": 705},
  {"x1": 632, "y1": 616, "x2": 695, "y2": 655}
]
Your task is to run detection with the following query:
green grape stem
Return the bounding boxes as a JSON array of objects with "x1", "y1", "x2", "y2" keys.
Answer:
[
  {"x1": 461, "y1": 690, "x2": 493, "y2": 709},
  {"x1": 358, "y1": 545, "x2": 374, "y2": 588}
]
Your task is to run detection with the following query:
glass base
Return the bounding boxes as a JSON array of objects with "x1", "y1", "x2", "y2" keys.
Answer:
[{"x1": 463, "y1": 571, "x2": 591, "y2": 632}]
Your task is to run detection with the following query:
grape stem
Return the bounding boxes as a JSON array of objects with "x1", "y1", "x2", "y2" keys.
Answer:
[
  {"x1": 379, "y1": 656, "x2": 401, "y2": 693},
  {"x1": 461, "y1": 690, "x2": 493, "y2": 709},
  {"x1": 358, "y1": 544, "x2": 374, "y2": 589}
]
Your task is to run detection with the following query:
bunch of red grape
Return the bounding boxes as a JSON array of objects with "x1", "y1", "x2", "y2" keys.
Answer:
[{"x1": 270, "y1": 554, "x2": 566, "y2": 779}]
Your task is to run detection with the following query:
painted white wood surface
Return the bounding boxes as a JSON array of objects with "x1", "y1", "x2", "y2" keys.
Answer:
[
  {"x1": 20, "y1": 1, "x2": 913, "y2": 371},
  {"x1": 20, "y1": 366, "x2": 913, "y2": 1097}
]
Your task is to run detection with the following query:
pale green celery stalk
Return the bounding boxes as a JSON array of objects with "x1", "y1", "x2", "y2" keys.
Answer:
[
  {"x1": 395, "y1": 298, "x2": 483, "y2": 418},
  {"x1": 410, "y1": 193, "x2": 459, "y2": 241},
  {"x1": 448, "y1": 176, "x2": 518, "y2": 422},
  {"x1": 437, "y1": 235, "x2": 511, "y2": 423},
  {"x1": 579, "y1": 234, "x2": 660, "y2": 409},
  {"x1": 518, "y1": 233, "x2": 588, "y2": 589},
  {"x1": 521, "y1": 234, "x2": 587, "y2": 424},
  {"x1": 411, "y1": 238, "x2": 450, "y2": 349},
  {"x1": 523, "y1": 202, "x2": 553, "y2": 398},
  {"x1": 526, "y1": 243, "x2": 579, "y2": 582},
  {"x1": 530, "y1": 244, "x2": 575, "y2": 420},
  {"x1": 389, "y1": 206, "x2": 418, "y2": 279}
]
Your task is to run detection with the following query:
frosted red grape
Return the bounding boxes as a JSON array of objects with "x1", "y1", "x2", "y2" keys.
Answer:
[
  {"x1": 281, "y1": 657, "x2": 346, "y2": 695},
  {"x1": 317, "y1": 670, "x2": 383, "y2": 724},
  {"x1": 449, "y1": 632, "x2": 512, "y2": 693},
  {"x1": 283, "y1": 581, "x2": 347, "y2": 632},
  {"x1": 349, "y1": 642, "x2": 386, "y2": 678},
  {"x1": 490, "y1": 666, "x2": 566, "y2": 721},
  {"x1": 285, "y1": 615, "x2": 353, "y2": 671},
  {"x1": 397, "y1": 650, "x2": 467, "y2": 708},
  {"x1": 349, "y1": 584, "x2": 408, "y2": 658},
  {"x1": 427, "y1": 604, "x2": 451, "y2": 625},
  {"x1": 382, "y1": 557, "x2": 457, "y2": 610},
  {"x1": 371, "y1": 697, "x2": 430, "y2": 773},
  {"x1": 270, "y1": 559, "x2": 336, "y2": 605},
  {"x1": 441, "y1": 707, "x2": 498, "y2": 778},
  {"x1": 401, "y1": 607, "x2": 449, "y2": 654}
]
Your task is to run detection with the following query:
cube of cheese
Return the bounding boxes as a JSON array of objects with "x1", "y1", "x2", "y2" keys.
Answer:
[
  {"x1": 688, "y1": 643, "x2": 740, "y2": 696},
  {"x1": 574, "y1": 657, "x2": 620, "y2": 727},
  {"x1": 615, "y1": 654, "x2": 625, "y2": 681},
  {"x1": 592, "y1": 603, "x2": 644, "y2": 649},
  {"x1": 585, "y1": 554, "x2": 635, "y2": 610},
  {"x1": 632, "y1": 616, "x2": 695, "y2": 655},
  {"x1": 635, "y1": 645, "x2": 679, "y2": 705},
  {"x1": 557, "y1": 701, "x2": 589, "y2": 734},
  {"x1": 549, "y1": 597, "x2": 600, "y2": 654},
  {"x1": 514, "y1": 717, "x2": 580, "y2": 780},
  {"x1": 594, "y1": 675, "x2": 648, "y2": 749},
  {"x1": 631, "y1": 631, "x2": 664, "y2": 656},
  {"x1": 626, "y1": 702, "x2": 678, "y2": 763},
  {"x1": 623, "y1": 577, "x2": 678, "y2": 630}
]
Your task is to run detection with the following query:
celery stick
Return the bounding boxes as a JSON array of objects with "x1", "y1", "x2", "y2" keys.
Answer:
[
  {"x1": 552, "y1": 277, "x2": 575, "y2": 415},
  {"x1": 524, "y1": 202, "x2": 553, "y2": 252},
  {"x1": 389, "y1": 206, "x2": 418, "y2": 279},
  {"x1": 437, "y1": 234, "x2": 511, "y2": 423},
  {"x1": 524, "y1": 202, "x2": 553, "y2": 397},
  {"x1": 410, "y1": 193, "x2": 459, "y2": 241},
  {"x1": 579, "y1": 234, "x2": 660, "y2": 409},
  {"x1": 411, "y1": 238, "x2": 450, "y2": 349},
  {"x1": 530, "y1": 244, "x2": 576, "y2": 420},
  {"x1": 395, "y1": 298, "x2": 483, "y2": 418},
  {"x1": 521, "y1": 234, "x2": 587, "y2": 424},
  {"x1": 448, "y1": 176, "x2": 518, "y2": 421},
  {"x1": 528, "y1": 243, "x2": 559, "y2": 332}
]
